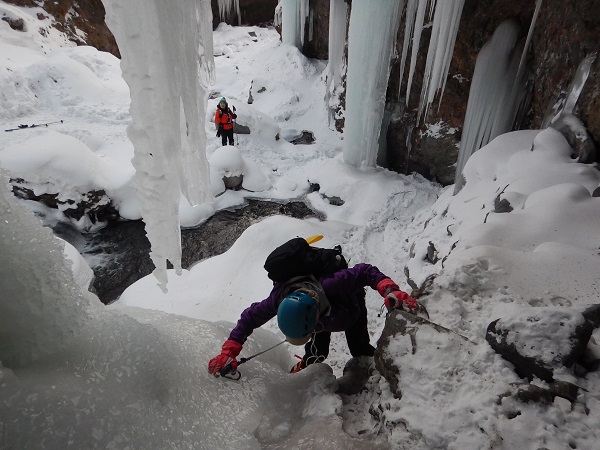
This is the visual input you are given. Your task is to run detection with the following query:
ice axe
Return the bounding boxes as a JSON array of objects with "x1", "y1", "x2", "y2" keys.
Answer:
[
  {"x1": 218, "y1": 339, "x2": 287, "y2": 380},
  {"x1": 232, "y1": 105, "x2": 239, "y2": 145},
  {"x1": 388, "y1": 309, "x2": 477, "y2": 345}
]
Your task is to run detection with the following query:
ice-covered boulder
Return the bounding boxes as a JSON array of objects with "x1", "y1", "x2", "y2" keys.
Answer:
[{"x1": 209, "y1": 145, "x2": 271, "y2": 194}]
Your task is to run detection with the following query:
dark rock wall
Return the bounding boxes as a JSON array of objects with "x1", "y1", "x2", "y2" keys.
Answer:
[
  {"x1": 301, "y1": 0, "x2": 330, "y2": 60},
  {"x1": 211, "y1": 0, "x2": 278, "y2": 28}
]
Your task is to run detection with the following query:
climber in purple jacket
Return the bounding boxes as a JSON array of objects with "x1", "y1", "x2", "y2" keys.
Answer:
[{"x1": 208, "y1": 263, "x2": 418, "y2": 376}]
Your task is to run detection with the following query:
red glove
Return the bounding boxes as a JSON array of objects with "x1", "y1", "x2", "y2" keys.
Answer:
[
  {"x1": 208, "y1": 339, "x2": 243, "y2": 376},
  {"x1": 376, "y1": 278, "x2": 418, "y2": 313}
]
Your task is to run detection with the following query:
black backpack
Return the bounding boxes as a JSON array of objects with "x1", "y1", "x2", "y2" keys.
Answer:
[{"x1": 264, "y1": 237, "x2": 348, "y2": 283}]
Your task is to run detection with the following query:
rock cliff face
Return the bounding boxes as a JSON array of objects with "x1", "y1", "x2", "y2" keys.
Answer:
[
  {"x1": 413, "y1": 1, "x2": 599, "y2": 184},
  {"x1": 301, "y1": 0, "x2": 330, "y2": 61},
  {"x1": 4, "y1": 0, "x2": 119, "y2": 57},
  {"x1": 4, "y1": 0, "x2": 280, "y2": 58},
  {"x1": 388, "y1": 1, "x2": 537, "y2": 184},
  {"x1": 384, "y1": 0, "x2": 600, "y2": 185}
]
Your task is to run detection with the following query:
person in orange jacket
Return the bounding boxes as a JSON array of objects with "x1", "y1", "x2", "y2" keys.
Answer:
[{"x1": 215, "y1": 97, "x2": 237, "y2": 146}]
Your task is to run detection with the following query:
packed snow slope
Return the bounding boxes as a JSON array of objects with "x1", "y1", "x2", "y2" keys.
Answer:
[{"x1": 1, "y1": 5, "x2": 600, "y2": 449}]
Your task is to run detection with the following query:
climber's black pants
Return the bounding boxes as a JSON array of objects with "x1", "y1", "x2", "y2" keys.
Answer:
[
  {"x1": 301, "y1": 290, "x2": 374, "y2": 368},
  {"x1": 221, "y1": 128, "x2": 234, "y2": 146}
]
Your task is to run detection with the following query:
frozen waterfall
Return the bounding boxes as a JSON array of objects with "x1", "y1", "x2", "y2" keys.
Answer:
[
  {"x1": 327, "y1": 0, "x2": 348, "y2": 90},
  {"x1": 342, "y1": 0, "x2": 466, "y2": 167},
  {"x1": 454, "y1": 0, "x2": 544, "y2": 194},
  {"x1": 343, "y1": 0, "x2": 403, "y2": 167},
  {"x1": 417, "y1": 0, "x2": 465, "y2": 122},
  {"x1": 281, "y1": 0, "x2": 310, "y2": 49},
  {"x1": 453, "y1": 20, "x2": 526, "y2": 193},
  {"x1": 102, "y1": 0, "x2": 215, "y2": 290},
  {"x1": 326, "y1": 0, "x2": 348, "y2": 124},
  {"x1": 395, "y1": 0, "x2": 466, "y2": 118},
  {"x1": 399, "y1": 0, "x2": 427, "y2": 104},
  {"x1": 217, "y1": 0, "x2": 241, "y2": 26}
]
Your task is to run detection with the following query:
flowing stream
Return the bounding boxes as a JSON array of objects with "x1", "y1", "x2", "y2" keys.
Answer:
[{"x1": 54, "y1": 199, "x2": 318, "y2": 304}]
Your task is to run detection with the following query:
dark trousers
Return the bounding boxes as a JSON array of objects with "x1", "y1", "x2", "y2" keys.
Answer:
[
  {"x1": 221, "y1": 128, "x2": 234, "y2": 146},
  {"x1": 301, "y1": 290, "x2": 375, "y2": 368}
]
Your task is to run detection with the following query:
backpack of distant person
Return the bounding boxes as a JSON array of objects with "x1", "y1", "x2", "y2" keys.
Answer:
[{"x1": 264, "y1": 237, "x2": 348, "y2": 283}]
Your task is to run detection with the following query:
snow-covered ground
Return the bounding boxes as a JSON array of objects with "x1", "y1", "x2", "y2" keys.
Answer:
[{"x1": 1, "y1": 3, "x2": 600, "y2": 449}]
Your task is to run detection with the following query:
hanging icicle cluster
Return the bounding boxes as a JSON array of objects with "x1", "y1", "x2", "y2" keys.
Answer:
[
  {"x1": 417, "y1": 0, "x2": 465, "y2": 122},
  {"x1": 396, "y1": 0, "x2": 465, "y2": 121},
  {"x1": 341, "y1": 0, "x2": 467, "y2": 168},
  {"x1": 281, "y1": 0, "x2": 310, "y2": 49},
  {"x1": 340, "y1": 0, "x2": 542, "y2": 175},
  {"x1": 454, "y1": 0, "x2": 543, "y2": 193},
  {"x1": 399, "y1": 0, "x2": 428, "y2": 105},
  {"x1": 217, "y1": 0, "x2": 241, "y2": 26}
]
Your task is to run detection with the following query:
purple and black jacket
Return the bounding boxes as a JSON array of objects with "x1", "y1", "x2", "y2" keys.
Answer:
[{"x1": 228, "y1": 263, "x2": 389, "y2": 344}]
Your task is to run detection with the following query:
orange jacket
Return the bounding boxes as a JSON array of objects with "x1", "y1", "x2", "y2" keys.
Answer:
[{"x1": 215, "y1": 106, "x2": 236, "y2": 131}]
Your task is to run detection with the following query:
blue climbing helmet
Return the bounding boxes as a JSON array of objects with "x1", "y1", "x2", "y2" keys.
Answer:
[{"x1": 277, "y1": 291, "x2": 319, "y2": 344}]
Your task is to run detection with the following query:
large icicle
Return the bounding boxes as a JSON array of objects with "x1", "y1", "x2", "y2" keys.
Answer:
[
  {"x1": 417, "y1": 0, "x2": 465, "y2": 122},
  {"x1": 514, "y1": 0, "x2": 543, "y2": 90},
  {"x1": 454, "y1": 1, "x2": 544, "y2": 193},
  {"x1": 343, "y1": 0, "x2": 403, "y2": 167},
  {"x1": 400, "y1": 0, "x2": 427, "y2": 104},
  {"x1": 281, "y1": 0, "x2": 310, "y2": 49},
  {"x1": 543, "y1": 52, "x2": 597, "y2": 127},
  {"x1": 398, "y1": 0, "x2": 417, "y2": 85},
  {"x1": 217, "y1": 0, "x2": 241, "y2": 26},
  {"x1": 327, "y1": 0, "x2": 348, "y2": 90},
  {"x1": 102, "y1": 0, "x2": 215, "y2": 291},
  {"x1": 453, "y1": 20, "x2": 524, "y2": 193},
  {"x1": 325, "y1": 0, "x2": 348, "y2": 124}
]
